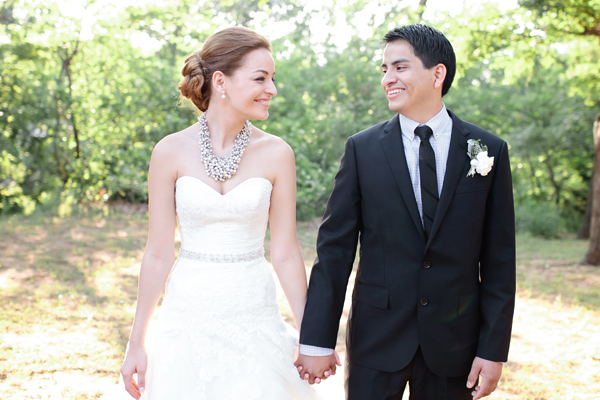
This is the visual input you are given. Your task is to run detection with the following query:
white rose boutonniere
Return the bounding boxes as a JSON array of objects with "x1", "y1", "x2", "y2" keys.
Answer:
[{"x1": 467, "y1": 139, "x2": 494, "y2": 177}]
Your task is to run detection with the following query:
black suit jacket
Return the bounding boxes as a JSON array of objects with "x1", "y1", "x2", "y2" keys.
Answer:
[{"x1": 299, "y1": 110, "x2": 516, "y2": 377}]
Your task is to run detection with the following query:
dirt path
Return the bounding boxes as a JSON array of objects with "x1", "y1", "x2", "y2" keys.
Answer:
[
  {"x1": 3, "y1": 269, "x2": 598, "y2": 399},
  {"x1": 496, "y1": 295, "x2": 600, "y2": 400},
  {"x1": 0, "y1": 266, "x2": 600, "y2": 400},
  {"x1": 1, "y1": 215, "x2": 599, "y2": 399}
]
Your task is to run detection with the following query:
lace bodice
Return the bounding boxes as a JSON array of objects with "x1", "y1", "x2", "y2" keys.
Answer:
[{"x1": 175, "y1": 176, "x2": 272, "y2": 254}]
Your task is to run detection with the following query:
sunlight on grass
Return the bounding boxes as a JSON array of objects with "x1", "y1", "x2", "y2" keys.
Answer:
[
  {"x1": 0, "y1": 208, "x2": 147, "y2": 399},
  {"x1": 1, "y1": 212, "x2": 599, "y2": 399},
  {"x1": 516, "y1": 233, "x2": 600, "y2": 311}
]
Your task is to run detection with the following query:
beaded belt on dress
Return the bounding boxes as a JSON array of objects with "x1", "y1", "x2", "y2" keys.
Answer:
[{"x1": 178, "y1": 247, "x2": 265, "y2": 263}]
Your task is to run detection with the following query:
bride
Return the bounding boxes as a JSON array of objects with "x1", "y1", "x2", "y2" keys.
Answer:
[{"x1": 118, "y1": 27, "x2": 341, "y2": 399}]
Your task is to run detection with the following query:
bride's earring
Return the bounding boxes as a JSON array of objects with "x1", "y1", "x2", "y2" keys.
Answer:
[{"x1": 221, "y1": 90, "x2": 226, "y2": 99}]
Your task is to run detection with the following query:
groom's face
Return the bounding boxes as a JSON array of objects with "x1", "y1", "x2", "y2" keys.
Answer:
[{"x1": 381, "y1": 40, "x2": 438, "y2": 120}]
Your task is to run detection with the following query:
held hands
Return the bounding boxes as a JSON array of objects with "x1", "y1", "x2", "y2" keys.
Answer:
[
  {"x1": 467, "y1": 357, "x2": 503, "y2": 399},
  {"x1": 120, "y1": 343, "x2": 148, "y2": 399},
  {"x1": 294, "y1": 351, "x2": 342, "y2": 384}
]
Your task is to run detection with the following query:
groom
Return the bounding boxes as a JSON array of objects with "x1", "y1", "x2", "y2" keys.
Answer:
[{"x1": 295, "y1": 24, "x2": 516, "y2": 399}]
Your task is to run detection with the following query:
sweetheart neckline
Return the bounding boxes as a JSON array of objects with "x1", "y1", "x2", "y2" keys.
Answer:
[{"x1": 176, "y1": 175, "x2": 273, "y2": 197}]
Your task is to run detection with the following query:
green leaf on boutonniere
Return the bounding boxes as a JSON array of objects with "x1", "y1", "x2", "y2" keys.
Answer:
[{"x1": 467, "y1": 139, "x2": 487, "y2": 159}]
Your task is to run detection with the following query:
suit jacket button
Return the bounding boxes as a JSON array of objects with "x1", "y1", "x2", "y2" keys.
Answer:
[
  {"x1": 420, "y1": 298, "x2": 429, "y2": 306},
  {"x1": 422, "y1": 261, "x2": 431, "y2": 269}
]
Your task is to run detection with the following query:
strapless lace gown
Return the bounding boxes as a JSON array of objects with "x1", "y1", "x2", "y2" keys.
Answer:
[{"x1": 141, "y1": 176, "x2": 332, "y2": 400}]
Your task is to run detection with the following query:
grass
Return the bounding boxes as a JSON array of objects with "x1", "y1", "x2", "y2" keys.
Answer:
[
  {"x1": 0, "y1": 209, "x2": 599, "y2": 399},
  {"x1": 0, "y1": 206, "x2": 148, "y2": 399},
  {"x1": 516, "y1": 233, "x2": 600, "y2": 311}
]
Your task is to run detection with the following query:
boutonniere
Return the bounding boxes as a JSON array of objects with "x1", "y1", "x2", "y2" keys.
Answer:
[{"x1": 467, "y1": 139, "x2": 494, "y2": 177}]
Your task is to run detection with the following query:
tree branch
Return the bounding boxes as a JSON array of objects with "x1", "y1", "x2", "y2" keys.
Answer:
[{"x1": 417, "y1": 0, "x2": 427, "y2": 20}]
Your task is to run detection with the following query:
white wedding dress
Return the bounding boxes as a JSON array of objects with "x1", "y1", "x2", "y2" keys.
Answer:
[{"x1": 138, "y1": 176, "x2": 335, "y2": 399}]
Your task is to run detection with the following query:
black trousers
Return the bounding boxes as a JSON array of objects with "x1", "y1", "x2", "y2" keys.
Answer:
[{"x1": 345, "y1": 347, "x2": 474, "y2": 400}]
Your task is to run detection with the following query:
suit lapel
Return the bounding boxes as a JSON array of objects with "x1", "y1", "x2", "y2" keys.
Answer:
[
  {"x1": 425, "y1": 111, "x2": 471, "y2": 250},
  {"x1": 380, "y1": 115, "x2": 426, "y2": 240}
]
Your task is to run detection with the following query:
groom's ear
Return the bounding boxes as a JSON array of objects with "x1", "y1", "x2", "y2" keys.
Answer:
[{"x1": 432, "y1": 63, "x2": 447, "y2": 92}]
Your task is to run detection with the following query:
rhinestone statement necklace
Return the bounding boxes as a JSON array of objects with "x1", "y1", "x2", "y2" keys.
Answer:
[{"x1": 197, "y1": 113, "x2": 252, "y2": 182}]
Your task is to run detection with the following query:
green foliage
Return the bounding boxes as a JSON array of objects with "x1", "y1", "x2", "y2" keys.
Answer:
[
  {"x1": 447, "y1": 58, "x2": 595, "y2": 229},
  {"x1": 294, "y1": 154, "x2": 337, "y2": 220},
  {"x1": 516, "y1": 201, "x2": 562, "y2": 238},
  {"x1": 0, "y1": 0, "x2": 597, "y2": 226},
  {"x1": 450, "y1": 0, "x2": 599, "y2": 231},
  {"x1": 266, "y1": 28, "x2": 396, "y2": 217},
  {"x1": 516, "y1": 0, "x2": 600, "y2": 107}
]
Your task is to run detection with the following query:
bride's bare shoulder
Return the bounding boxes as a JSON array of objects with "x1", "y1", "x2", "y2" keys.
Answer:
[
  {"x1": 151, "y1": 124, "x2": 199, "y2": 161},
  {"x1": 251, "y1": 127, "x2": 294, "y2": 162}
]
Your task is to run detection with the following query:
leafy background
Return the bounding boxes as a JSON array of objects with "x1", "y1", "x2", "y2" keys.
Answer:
[{"x1": 0, "y1": 0, "x2": 598, "y2": 232}]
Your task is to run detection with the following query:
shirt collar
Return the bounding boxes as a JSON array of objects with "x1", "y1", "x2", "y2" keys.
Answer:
[{"x1": 399, "y1": 104, "x2": 451, "y2": 141}]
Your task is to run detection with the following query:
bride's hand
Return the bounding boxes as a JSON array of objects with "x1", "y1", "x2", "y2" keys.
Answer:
[{"x1": 120, "y1": 344, "x2": 148, "y2": 399}]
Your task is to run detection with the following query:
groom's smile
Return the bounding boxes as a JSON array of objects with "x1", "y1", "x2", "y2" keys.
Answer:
[
  {"x1": 386, "y1": 88, "x2": 405, "y2": 98},
  {"x1": 380, "y1": 39, "x2": 443, "y2": 123}
]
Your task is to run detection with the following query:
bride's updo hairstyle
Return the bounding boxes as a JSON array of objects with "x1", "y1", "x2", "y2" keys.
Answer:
[{"x1": 179, "y1": 27, "x2": 271, "y2": 112}]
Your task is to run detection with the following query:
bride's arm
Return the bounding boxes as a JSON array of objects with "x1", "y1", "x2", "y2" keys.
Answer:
[
  {"x1": 268, "y1": 141, "x2": 340, "y2": 382},
  {"x1": 120, "y1": 138, "x2": 178, "y2": 399},
  {"x1": 268, "y1": 142, "x2": 308, "y2": 331}
]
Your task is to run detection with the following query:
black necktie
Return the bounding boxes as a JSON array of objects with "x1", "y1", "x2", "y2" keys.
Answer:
[{"x1": 414, "y1": 125, "x2": 438, "y2": 239}]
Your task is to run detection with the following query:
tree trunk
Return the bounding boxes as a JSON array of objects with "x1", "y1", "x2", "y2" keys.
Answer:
[
  {"x1": 62, "y1": 40, "x2": 80, "y2": 159},
  {"x1": 417, "y1": 0, "x2": 427, "y2": 20},
  {"x1": 583, "y1": 113, "x2": 600, "y2": 265},
  {"x1": 525, "y1": 152, "x2": 542, "y2": 192},
  {"x1": 578, "y1": 171, "x2": 593, "y2": 239},
  {"x1": 542, "y1": 152, "x2": 561, "y2": 205}
]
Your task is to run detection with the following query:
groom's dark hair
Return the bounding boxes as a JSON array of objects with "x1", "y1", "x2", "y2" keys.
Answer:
[{"x1": 382, "y1": 24, "x2": 456, "y2": 97}]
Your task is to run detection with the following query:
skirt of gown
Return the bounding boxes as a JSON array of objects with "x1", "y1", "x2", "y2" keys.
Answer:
[{"x1": 140, "y1": 255, "x2": 332, "y2": 400}]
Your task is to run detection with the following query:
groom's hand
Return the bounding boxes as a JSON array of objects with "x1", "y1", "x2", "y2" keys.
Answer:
[
  {"x1": 467, "y1": 356, "x2": 503, "y2": 399},
  {"x1": 294, "y1": 352, "x2": 341, "y2": 385}
]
